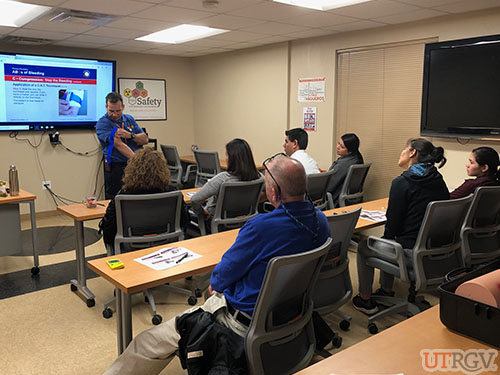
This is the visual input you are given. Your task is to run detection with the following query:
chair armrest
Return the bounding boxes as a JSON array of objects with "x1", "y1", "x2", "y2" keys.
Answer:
[
  {"x1": 326, "y1": 192, "x2": 334, "y2": 210},
  {"x1": 183, "y1": 164, "x2": 197, "y2": 183},
  {"x1": 366, "y1": 236, "x2": 410, "y2": 282}
]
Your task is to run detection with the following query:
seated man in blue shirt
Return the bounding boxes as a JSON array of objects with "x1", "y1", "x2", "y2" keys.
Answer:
[
  {"x1": 96, "y1": 92, "x2": 149, "y2": 199},
  {"x1": 104, "y1": 155, "x2": 330, "y2": 375}
]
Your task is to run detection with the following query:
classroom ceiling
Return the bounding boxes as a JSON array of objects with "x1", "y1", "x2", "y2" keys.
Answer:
[{"x1": 4, "y1": 0, "x2": 500, "y2": 57}]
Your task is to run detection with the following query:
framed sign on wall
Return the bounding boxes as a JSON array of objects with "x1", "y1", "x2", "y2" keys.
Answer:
[{"x1": 118, "y1": 78, "x2": 167, "y2": 120}]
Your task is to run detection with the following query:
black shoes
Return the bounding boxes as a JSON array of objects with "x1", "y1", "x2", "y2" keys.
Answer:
[{"x1": 352, "y1": 295, "x2": 379, "y2": 315}]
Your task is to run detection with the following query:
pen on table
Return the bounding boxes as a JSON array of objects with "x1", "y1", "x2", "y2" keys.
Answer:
[
  {"x1": 96, "y1": 202, "x2": 106, "y2": 206},
  {"x1": 176, "y1": 252, "x2": 189, "y2": 264}
]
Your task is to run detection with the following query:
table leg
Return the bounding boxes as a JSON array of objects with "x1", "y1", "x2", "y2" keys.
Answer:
[
  {"x1": 116, "y1": 288, "x2": 132, "y2": 354},
  {"x1": 70, "y1": 219, "x2": 95, "y2": 307},
  {"x1": 28, "y1": 200, "x2": 39, "y2": 275}
]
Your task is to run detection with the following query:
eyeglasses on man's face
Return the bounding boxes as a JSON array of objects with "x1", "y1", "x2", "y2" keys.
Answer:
[{"x1": 262, "y1": 153, "x2": 287, "y2": 196}]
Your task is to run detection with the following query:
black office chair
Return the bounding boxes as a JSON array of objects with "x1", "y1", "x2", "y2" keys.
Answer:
[
  {"x1": 461, "y1": 186, "x2": 500, "y2": 267},
  {"x1": 245, "y1": 238, "x2": 332, "y2": 375},
  {"x1": 102, "y1": 191, "x2": 197, "y2": 325},
  {"x1": 307, "y1": 170, "x2": 335, "y2": 211},
  {"x1": 160, "y1": 144, "x2": 183, "y2": 187},
  {"x1": 338, "y1": 163, "x2": 371, "y2": 207},
  {"x1": 364, "y1": 195, "x2": 473, "y2": 334}
]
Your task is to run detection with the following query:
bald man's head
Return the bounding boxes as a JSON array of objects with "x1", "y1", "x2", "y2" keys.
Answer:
[{"x1": 265, "y1": 156, "x2": 306, "y2": 203}]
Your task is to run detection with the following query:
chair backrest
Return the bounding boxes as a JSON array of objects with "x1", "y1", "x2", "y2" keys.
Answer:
[
  {"x1": 160, "y1": 145, "x2": 183, "y2": 185},
  {"x1": 461, "y1": 186, "x2": 500, "y2": 266},
  {"x1": 339, "y1": 163, "x2": 371, "y2": 207},
  {"x1": 412, "y1": 195, "x2": 473, "y2": 291},
  {"x1": 193, "y1": 150, "x2": 221, "y2": 187},
  {"x1": 211, "y1": 178, "x2": 265, "y2": 233},
  {"x1": 245, "y1": 238, "x2": 331, "y2": 375},
  {"x1": 114, "y1": 191, "x2": 184, "y2": 253},
  {"x1": 306, "y1": 170, "x2": 335, "y2": 211},
  {"x1": 312, "y1": 208, "x2": 361, "y2": 314}
]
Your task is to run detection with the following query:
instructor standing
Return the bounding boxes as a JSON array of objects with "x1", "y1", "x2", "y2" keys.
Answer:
[{"x1": 96, "y1": 92, "x2": 148, "y2": 199}]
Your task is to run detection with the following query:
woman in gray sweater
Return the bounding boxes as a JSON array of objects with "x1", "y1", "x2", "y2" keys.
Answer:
[
  {"x1": 327, "y1": 133, "x2": 364, "y2": 207},
  {"x1": 191, "y1": 138, "x2": 261, "y2": 228}
]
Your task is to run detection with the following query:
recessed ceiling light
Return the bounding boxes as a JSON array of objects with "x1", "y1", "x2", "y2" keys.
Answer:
[
  {"x1": 136, "y1": 24, "x2": 229, "y2": 44},
  {"x1": 273, "y1": 0, "x2": 373, "y2": 11},
  {"x1": 0, "y1": 0, "x2": 51, "y2": 27}
]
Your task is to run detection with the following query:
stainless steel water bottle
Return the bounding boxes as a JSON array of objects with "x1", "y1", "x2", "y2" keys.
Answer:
[{"x1": 8, "y1": 165, "x2": 19, "y2": 196}]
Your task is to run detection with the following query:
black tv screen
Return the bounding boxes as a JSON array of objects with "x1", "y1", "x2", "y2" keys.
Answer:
[
  {"x1": 421, "y1": 34, "x2": 500, "y2": 138},
  {"x1": 0, "y1": 52, "x2": 115, "y2": 131}
]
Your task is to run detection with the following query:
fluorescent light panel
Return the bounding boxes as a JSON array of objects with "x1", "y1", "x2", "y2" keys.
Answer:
[
  {"x1": 273, "y1": 0, "x2": 373, "y2": 11},
  {"x1": 0, "y1": 0, "x2": 51, "y2": 27},
  {"x1": 136, "y1": 24, "x2": 229, "y2": 44}
]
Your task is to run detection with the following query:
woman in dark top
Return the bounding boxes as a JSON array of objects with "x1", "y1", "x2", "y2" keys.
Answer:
[
  {"x1": 100, "y1": 147, "x2": 188, "y2": 248},
  {"x1": 450, "y1": 147, "x2": 500, "y2": 199},
  {"x1": 353, "y1": 138, "x2": 449, "y2": 315},
  {"x1": 327, "y1": 133, "x2": 364, "y2": 207}
]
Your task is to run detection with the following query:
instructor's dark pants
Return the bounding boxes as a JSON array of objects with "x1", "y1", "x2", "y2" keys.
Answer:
[{"x1": 104, "y1": 162, "x2": 127, "y2": 199}]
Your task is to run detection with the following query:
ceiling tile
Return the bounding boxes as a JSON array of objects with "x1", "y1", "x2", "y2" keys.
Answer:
[
  {"x1": 132, "y1": 4, "x2": 215, "y2": 22},
  {"x1": 86, "y1": 26, "x2": 146, "y2": 39},
  {"x1": 192, "y1": 14, "x2": 265, "y2": 30},
  {"x1": 18, "y1": 0, "x2": 65, "y2": 5},
  {"x1": 183, "y1": 37, "x2": 237, "y2": 48},
  {"x1": 375, "y1": 8, "x2": 449, "y2": 24},
  {"x1": 21, "y1": 19, "x2": 97, "y2": 33},
  {"x1": 252, "y1": 35, "x2": 291, "y2": 44},
  {"x1": 394, "y1": 0, "x2": 461, "y2": 7},
  {"x1": 241, "y1": 22, "x2": 311, "y2": 35},
  {"x1": 64, "y1": 34, "x2": 127, "y2": 44},
  {"x1": 228, "y1": 1, "x2": 314, "y2": 22},
  {"x1": 54, "y1": 40, "x2": 108, "y2": 48},
  {"x1": 324, "y1": 19, "x2": 387, "y2": 32},
  {"x1": 210, "y1": 30, "x2": 269, "y2": 42},
  {"x1": 113, "y1": 39, "x2": 166, "y2": 49},
  {"x1": 106, "y1": 17, "x2": 176, "y2": 32},
  {"x1": 9, "y1": 28, "x2": 74, "y2": 40},
  {"x1": 434, "y1": 0, "x2": 500, "y2": 13},
  {"x1": 161, "y1": 0, "x2": 263, "y2": 13},
  {"x1": 58, "y1": 0, "x2": 154, "y2": 16},
  {"x1": 331, "y1": 0, "x2": 421, "y2": 19},
  {"x1": 285, "y1": 28, "x2": 337, "y2": 39},
  {"x1": 283, "y1": 11, "x2": 359, "y2": 28},
  {"x1": 104, "y1": 44, "x2": 154, "y2": 52}
]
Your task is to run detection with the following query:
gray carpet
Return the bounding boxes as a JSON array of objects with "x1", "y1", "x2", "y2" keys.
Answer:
[{"x1": 20, "y1": 226, "x2": 101, "y2": 255}]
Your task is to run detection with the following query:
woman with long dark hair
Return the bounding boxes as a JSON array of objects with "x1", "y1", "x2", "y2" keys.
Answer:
[
  {"x1": 353, "y1": 138, "x2": 449, "y2": 315},
  {"x1": 191, "y1": 138, "x2": 261, "y2": 221},
  {"x1": 450, "y1": 146, "x2": 500, "y2": 199},
  {"x1": 327, "y1": 133, "x2": 364, "y2": 207}
]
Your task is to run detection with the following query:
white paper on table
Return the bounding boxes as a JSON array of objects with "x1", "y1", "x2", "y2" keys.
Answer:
[
  {"x1": 134, "y1": 246, "x2": 202, "y2": 271},
  {"x1": 360, "y1": 209, "x2": 387, "y2": 222},
  {"x1": 186, "y1": 192, "x2": 196, "y2": 197}
]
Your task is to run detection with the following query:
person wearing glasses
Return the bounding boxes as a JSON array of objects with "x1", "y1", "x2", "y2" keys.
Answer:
[
  {"x1": 190, "y1": 138, "x2": 261, "y2": 232},
  {"x1": 283, "y1": 128, "x2": 320, "y2": 174},
  {"x1": 327, "y1": 133, "x2": 364, "y2": 207},
  {"x1": 104, "y1": 155, "x2": 330, "y2": 375},
  {"x1": 353, "y1": 138, "x2": 449, "y2": 315}
]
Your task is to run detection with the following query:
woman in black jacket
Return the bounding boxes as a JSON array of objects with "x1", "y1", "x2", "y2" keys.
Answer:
[
  {"x1": 100, "y1": 147, "x2": 188, "y2": 249},
  {"x1": 353, "y1": 138, "x2": 449, "y2": 315}
]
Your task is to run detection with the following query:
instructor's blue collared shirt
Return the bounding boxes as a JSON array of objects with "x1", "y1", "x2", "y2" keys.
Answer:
[
  {"x1": 96, "y1": 113, "x2": 143, "y2": 163},
  {"x1": 210, "y1": 201, "x2": 330, "y2": 316}
]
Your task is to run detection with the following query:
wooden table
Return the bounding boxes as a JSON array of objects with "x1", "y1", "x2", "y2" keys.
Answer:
[
  {"x1": 0, "y1": 189, "x2": 39, "y2": 274},
  {"x1": 296, "y1": 305, "x2": 500, "y2": 375},
  {"x1": 180, "y1": 187, "x2": 199, "y2": 205},
  {"x1": 324, "y1": 197, "x2": 388, "y2": 232},
  {"x1": 88, "y1": 229, "x2": 239, "y2": 353},
  {"x1": 57, "y1": 200, "x2": 109, "y2": 307},
  {"x1": 180, "y1": 154, "x2": 265, "y2": 171}
]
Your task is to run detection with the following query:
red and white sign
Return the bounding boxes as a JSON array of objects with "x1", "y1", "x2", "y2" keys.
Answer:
[{"x1": 298, "y1": 77, "x2": 325, "y2": 102}]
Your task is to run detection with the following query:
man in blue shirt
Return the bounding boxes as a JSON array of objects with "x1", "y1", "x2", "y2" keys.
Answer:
[
  {"x1": 104, "y1": 155, "x2": 330, "y2": 375},
  {"x1": 96, "y1": 92, "x2": 148, "y2": 199}
]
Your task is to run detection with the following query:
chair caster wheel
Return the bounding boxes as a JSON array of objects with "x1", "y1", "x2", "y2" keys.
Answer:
[
  {"x1": 70, "y1": 284, "x2": 78, "y2": 292},
  {"x1": 152, "y1": 314, "x2": 162, "y2": 325},
  {"x1": 31, "y1": 266, "x2": 40, "y2": 276},
  {"x1": 339, "y1": 319, "x2": 350, "y2": 331},
  {"x1": 195, "y1": 288, "x2": 202, "y2": 298},
  {"x1": 103, "y1": 308, "x2": 113, "y2": 319},
  {"x1": 188, "y1": 296, "x2": 197, "y2": 306},
  {"x1": 332, "y1": 334, "x2": 342, "y2": 348},
  {"x1": 368, "y1": 322, "x2": 378, "y2": 334},
  {"x1": 86, "y1": 298, "x2": 95, "y2": 308}
]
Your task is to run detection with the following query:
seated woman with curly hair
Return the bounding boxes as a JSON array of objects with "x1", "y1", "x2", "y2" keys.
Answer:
[{"x1": 100, "y1": 147, "x2": 188, "y2": 249}]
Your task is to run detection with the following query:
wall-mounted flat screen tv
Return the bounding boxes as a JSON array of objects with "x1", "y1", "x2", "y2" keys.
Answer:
[
  {"x1": 421, "y1": 34, "x2": 500, "y2": 139},
  {"x1": 0, "y1": 52, "x2": 115, "y2": 132}
]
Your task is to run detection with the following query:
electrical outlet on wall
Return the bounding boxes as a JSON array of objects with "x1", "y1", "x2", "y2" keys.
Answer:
[{"x1": 42, "y1": 180, "x2": 51, "y2": 190}]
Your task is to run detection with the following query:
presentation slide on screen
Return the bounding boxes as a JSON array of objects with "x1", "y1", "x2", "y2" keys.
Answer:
[{"x1": 0, "y1": 54, "x2": 114, "y2": 126}]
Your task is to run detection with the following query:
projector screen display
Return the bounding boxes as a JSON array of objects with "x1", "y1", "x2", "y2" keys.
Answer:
[{"x1": 0, "y1": 53, "x2": 115, "y2": 131}]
